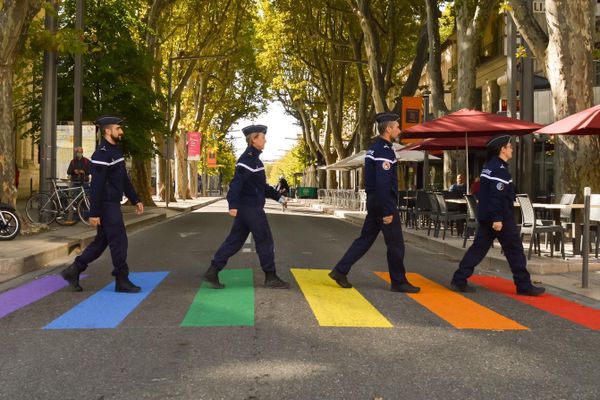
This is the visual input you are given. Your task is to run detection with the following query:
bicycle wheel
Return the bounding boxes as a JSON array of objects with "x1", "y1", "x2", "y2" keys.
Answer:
[
  {"x1": 55, "y1": 200, "x2": 79, "y2": 226},
  {"x1": 77, "y1": 196, "x2": 91, "y2": 225},
  {"x1": 26, "y1": 193, "x2": 58, "y2": 224},
  {"x1": 0, "y1": 209, "x2": 20, "y2": 240}
]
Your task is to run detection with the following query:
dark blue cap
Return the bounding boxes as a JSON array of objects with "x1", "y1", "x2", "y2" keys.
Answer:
[
  {"x1": 95, "y1": 115, "x2": 123, "y2": 128},
  {"x1": 487, "y1": 134, "x2": 512, "y2": 151},
  {"x1": 242, "y1": 124, "x2": 268, "y2": 136},
  {"x1": 375, "y1": 112, "x2": 400, "y2": 123}
]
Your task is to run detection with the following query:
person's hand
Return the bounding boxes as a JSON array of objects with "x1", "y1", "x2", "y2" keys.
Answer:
[
  {"x1": 383, "y1": 214, "x2": 393, "y2": 225},
  {"x1": 89, "y1": 217, "x2": 101, "y2": 226},
  {"x1": 229, "y1": 209, "x2": 238, "y2": 217},
  {"x1": 492, "y1": 221, "x2": 503, "y2": 231},
  {"x1": 136, "y1": 202, "x2": 144, "y2": 215}
]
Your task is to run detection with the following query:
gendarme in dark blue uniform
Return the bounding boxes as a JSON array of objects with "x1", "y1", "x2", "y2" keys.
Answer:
[
  {"x1": 451, "y1": 135, "x2": 544, "y2": 296},
  {"x1": 60, "y1": 116, "x2": 143, "y2": 293},
  {"x1": 329, "y1": 113, "x2": 420, "y2": 293},
  {"x1": 204, "y1": 124, "x2": 289, "y2": 289}
]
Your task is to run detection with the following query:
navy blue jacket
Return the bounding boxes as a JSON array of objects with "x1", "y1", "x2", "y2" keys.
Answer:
[
  {"x1": 477, "y1": 156, "x2": 515, "y2": 222},
  {"x1": 89, "y1": 139, "x2": 139, "y2": 217},
  {"x1": 227, "y1": 146, "x2": 281, "y2": 209},
  {"x1": 365, "y1": 137, "x2": 398, "y2": 216}
]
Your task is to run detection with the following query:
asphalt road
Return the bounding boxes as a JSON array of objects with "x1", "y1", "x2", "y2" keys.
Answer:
[{"x1": 1, "y1": 200, "x2": 599, "y2": 400}]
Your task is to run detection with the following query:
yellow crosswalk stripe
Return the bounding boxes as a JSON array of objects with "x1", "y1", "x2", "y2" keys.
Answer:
[
  {"x1": 291, "y1": 269, "x2": 392, "y2": 328},
  {"x1": 375, "y1": 272, "x2": 528, "y2": 330}
]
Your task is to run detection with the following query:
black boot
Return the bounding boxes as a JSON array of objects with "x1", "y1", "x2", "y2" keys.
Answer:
[
  {"x1": 391, "y1": 282, "x2": 421, "y2": 293},
  {"x1": 328, "y1": 269, "x2": 352, "y2": 288},
  {"x1": 517, "y1": 285, "x2": 545, "y2": 296},
  {"x1": 264, "y1": 272, "x2": 290, "y2": 289},
  {"x1": 115, "y1": 274, "x2": 141, "y2": 293},
  {"x1": 450, "y1": 281, "x2": 476, "y2": 293},
  {"x1": 60, "y1": 263, "x2": 83, "y2": 292},
  {"x1": 204, "y1": 265, "x2": 225, "y2": 289}
]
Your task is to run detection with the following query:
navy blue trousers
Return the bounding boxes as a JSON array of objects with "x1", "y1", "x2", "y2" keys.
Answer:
[
  {"x1": 334, "y1": 207, "x2": 408, "y2": 285},
  {"x1": 211, "y1": 207, "x2": 276, "y2": 272},
  {"x1": 74, "y1": 202, "x2": 129, "y2": 276},
  {"x1": 452, "y1": 219, "x2": 533, "y2": 290}
]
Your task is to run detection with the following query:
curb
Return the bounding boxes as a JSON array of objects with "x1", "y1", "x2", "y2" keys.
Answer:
[{"x1": 0, "y1": 198, "x2": 223, "y2": 283}]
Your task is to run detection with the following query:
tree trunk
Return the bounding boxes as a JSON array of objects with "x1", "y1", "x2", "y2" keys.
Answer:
[
  {"x1": 425, "y1": 0, "x2": 449, "y2": 117},
  {"x1": 174, "y1": 133, "x2": 190, "y2": 199},
  {"x1": 131, "y1": 159, "x2": 154, "y2": 206},
  {"x1": 1, "y1": 1, "x2": 41, "y2": 209},
  {"x1": 545, "y1": 0, "x2": 597, "y2": 196},
  {"x1": 351, "y1": 0, "x2": 387, "y2": 112}
]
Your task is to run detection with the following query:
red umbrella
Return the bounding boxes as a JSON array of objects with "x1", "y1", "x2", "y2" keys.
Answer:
[
  {"x1": 402, "y1": 108, "x2": 543, "y2": 138},
  {"x1": 534, "y1": 104, "x2": 600, "y2": 135},
  {"x1": 402, "y1": 135, "x2": 491, "y2": 151},
  {"x1": 402, "y1": 109, "x2": 543, "y2": 191}
]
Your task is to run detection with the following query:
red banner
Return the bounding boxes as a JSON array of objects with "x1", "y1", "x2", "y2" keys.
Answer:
[{"x1": 187, "y1": 132, "x2": 201, "y2": 161}]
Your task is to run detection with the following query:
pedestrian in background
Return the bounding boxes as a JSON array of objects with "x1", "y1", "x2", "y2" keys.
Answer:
[{"x1": 67, "y1": 146, "x2": 91, "y2": 186}]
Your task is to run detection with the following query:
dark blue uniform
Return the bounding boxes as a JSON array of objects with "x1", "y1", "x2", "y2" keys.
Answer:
[
  {"x1": 333, "y1": 137, "x2": 409, "y2": 285},
  {"x1": 211, "y1": 146, "x2": 282, "y2": 272},
  {"x1": 73, "y1": 138, "x2": 139, "y2": 276},
  {"x1": 452, "y1": 156, "x2": 534, "y2": 290}
]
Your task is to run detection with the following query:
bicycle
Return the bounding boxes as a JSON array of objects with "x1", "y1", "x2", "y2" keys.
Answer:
[
  {"x1": 25, "y1": 178, "x2": 91, "y2": 226},
  {"x1": 0, "y1": 202, "x2": 20, "y2": 240}
]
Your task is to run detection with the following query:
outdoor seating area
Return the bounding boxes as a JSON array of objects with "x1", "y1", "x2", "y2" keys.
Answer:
[{"x1": 316, "y1": 188, "x2": 600, "y2": 264}]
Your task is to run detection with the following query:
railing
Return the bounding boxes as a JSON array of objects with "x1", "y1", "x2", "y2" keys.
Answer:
[{"x1": 319, "y1": 189, "x2": 366, "y2": 211}]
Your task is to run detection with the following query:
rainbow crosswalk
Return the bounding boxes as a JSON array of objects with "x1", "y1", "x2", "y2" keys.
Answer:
[{"x1": 1, "y1": 268, "x2": 599, "y2": 331}]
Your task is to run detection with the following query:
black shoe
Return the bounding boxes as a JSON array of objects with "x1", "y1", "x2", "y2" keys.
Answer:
[
  {"x1": 115, "y1": 274, "x2": 142, "y2": 293},
  {"x1": 60, "y1": 263, "x2": 82, "y2": 292},
  {"x1": 264, "y1": 272, "x2": 290, "y2": 289},
  {"x1": 517, "y1": 285, "x2": 545, "y2": 296},
  {"x1": 450, "y1": 282, "x2": 477, "y2": 293},
  {"x1": 391, "y1": 282, "x2": 421, "y2": 293},
  {"x1": 204, "y1": 265, "x2": 225, "y2": 289},
  {"x1": 328, "y1": 270, "x2": 352, "y2": 288}
]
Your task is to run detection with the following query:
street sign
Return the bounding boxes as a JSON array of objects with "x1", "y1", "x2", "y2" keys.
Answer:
[{"x1": 532, "y1": 1, "x2": 545, "y2": 13}]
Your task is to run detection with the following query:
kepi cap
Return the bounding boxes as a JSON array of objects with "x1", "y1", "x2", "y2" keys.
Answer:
[
  {"x1": 242, "y1": 124, "x2": 268, "y2": 136},
  {"x1": 486, "y1": 134, "x2": 512, "y2": 151},
  {"x1": 374, "y1": 112, "x2": 400, "y2": 123},
  {"x1": 95, "y1": 115, "x2": 123, "y2": 128}
]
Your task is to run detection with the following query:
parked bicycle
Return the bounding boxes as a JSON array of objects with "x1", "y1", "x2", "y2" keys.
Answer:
[
  {"x1": 25, "y1": 178, "x2": 91, "y2": 226},
  {"x1": 0, "y1": 202, "x2": 20, "y2": 240}
]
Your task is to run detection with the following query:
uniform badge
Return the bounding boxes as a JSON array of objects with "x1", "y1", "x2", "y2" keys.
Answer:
[
  {"x1": 496, "y1": 182, "x2": 505, "y2": 191},
  {"x1": 382, "y1": 161, "x2": 391, "y2": 170}
]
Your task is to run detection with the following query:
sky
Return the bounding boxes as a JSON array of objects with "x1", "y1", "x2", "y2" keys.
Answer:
[{"x1": 228, "y1": 102, "x2": 302, "y2": 162}]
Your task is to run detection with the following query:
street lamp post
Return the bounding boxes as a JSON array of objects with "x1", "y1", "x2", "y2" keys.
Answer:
[
  {"x1": 422, "y1": 90, "x2": 430, "y2": 190},
  {"x1": 73, "y1": 0, "x2": 84, "y2": 148},
  {"x1": 165, "y1": 54, "x2": 228, "y2": 206}
]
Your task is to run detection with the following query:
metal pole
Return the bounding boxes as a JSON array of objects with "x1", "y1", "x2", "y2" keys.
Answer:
[
  {"x1": 40, "y1": 1, "x2": 58, "y2": 193},
  {"x1": 166, "y1": 58, "x2": 173, "y2": 208},
  {"x1": 73, "y1": 0, "x2": 84, "y2": 148},
  {"x1": 506, "y1": 12, "x2": 518, "y2": 180},
  {"x1": 582, "y1": 187, "x2": 591, "y2": 288},
  {"x1": 422, "y1": 93, "x2": 430, "y2": 190}
]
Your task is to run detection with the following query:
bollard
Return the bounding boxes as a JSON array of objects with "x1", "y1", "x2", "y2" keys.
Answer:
[{"x1": 582, "y1": 187, "x2": 591, "y2": 288}]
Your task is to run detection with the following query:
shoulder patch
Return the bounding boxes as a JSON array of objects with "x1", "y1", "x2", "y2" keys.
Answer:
[{"x1": 496, "y1": 182, "x2": 505, "y2": 191}]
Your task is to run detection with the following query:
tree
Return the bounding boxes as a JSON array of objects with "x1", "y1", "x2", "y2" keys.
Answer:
[
  {"x1": 506, "y1": 0, "x2": 599, "y2": 195},
  {"x1": 425, "y1": 0, "x2": 449, "y2": 117},
  {"x1": 0, "y1": 0, "x2": 42, "y2": 206}
]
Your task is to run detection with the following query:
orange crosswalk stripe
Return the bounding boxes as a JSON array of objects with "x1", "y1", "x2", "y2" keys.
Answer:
[{"x1": 375, "y1": 272, "x2": 528, "y2": 330}]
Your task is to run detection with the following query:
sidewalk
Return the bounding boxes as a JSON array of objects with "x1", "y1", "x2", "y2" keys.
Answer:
[
  {"x1": 305, "y1": 200, "x2": 600, "y2": 302},
  {"x1": 0, "y1": 196, "x2": 223, "y2": 284}
]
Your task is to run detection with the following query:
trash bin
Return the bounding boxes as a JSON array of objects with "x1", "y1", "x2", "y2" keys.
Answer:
[{"x1": 296, "y1": 187, "x2": 318, "y2": 199}]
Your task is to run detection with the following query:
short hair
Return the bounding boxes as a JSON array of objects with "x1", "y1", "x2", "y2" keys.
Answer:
[
  {"x1": 377, "y1": 121, "x2": 395, "y2": 135},
  {"x1": 246, "y1": 132, "x2": 261, "y2": 146}
]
